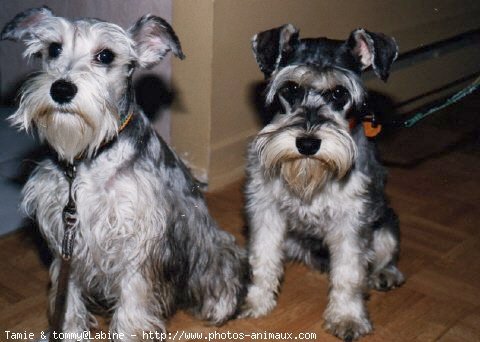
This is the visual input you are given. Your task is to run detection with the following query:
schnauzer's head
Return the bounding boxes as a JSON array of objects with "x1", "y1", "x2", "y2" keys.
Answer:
[
  {"x1": 251, "y1": 24, "x2": 397, "y2": 199},
  {"x1": 2, "y1": 7, "x2": 184, "y2": 161}
]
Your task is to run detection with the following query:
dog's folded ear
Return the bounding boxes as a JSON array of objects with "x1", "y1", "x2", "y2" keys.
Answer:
[
  {"x1": 252, "y1": 24, "x2": 299, "y2": 78},
  {"x1": 346, "y1": 29, "x2": 398, "y2": 81},
  {"x1": 1, "y1": 6, "x2": 54, "y2": 41},
  {"x1": 129, "y1": 14, "x2": 185, "y2": 69}
]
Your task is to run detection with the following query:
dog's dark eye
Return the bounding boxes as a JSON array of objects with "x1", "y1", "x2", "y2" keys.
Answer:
[
  {"x1": 48, "y1": 42, "x2": 62, "y2": 59},
  {"x1": 278, "y1": 81, "x2": 305, "y2": 105},
  {"x1": 332, "y1": 86, "x2": 349, "y2": 102},
  {"x1": 95, "y1": 49, "x2": 115, "y2": 65},
  {"x1": 324, "y1": 86, "x2": 350, "y2": 109}
]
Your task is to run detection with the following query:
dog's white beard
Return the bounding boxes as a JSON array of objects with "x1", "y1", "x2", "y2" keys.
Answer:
[
  {"x1": 257, "y1": 130, "x2": 356, "y2": 201},
  {"x1": 10, "y1": 73, "x2": 120, "y2": 162},
  {"x1": 280, "y1": 158, "x2": 334, "y2": 201},
  {"x1": 37, "y1": 111, "x2": 96, "y2": 161},
  {"x1": 34, "y1": 108, "x2": 117, "y2": 162}
]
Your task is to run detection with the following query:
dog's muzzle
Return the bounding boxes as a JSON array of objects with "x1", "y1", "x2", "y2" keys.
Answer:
[
  {"x1": 296, "y1": 137, "x2": 321, "y2": 156},
  {"x1": 50, "y1": 79, "x2": 78, "y2": 104}
]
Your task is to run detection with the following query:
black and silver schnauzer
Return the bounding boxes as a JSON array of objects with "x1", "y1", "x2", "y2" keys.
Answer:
[
  {"x1": 242, "y1": 24, "x2": 404, "y2": 341},
  {"x1": 2, "y1": 7, "x2": 247, "y2": 340}
]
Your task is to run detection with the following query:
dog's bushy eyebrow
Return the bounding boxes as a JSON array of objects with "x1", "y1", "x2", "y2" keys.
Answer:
[{"x1": 266, "y1": 65, "x2": 364, "y2": 106}]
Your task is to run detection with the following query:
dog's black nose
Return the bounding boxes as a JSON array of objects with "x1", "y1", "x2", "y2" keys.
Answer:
[
  {"x1": 50, "y1": 79, "x2": 77, "y2": 104},
  {"x1": 296, "y1": 137, "x2": 321, "y2": 156}
]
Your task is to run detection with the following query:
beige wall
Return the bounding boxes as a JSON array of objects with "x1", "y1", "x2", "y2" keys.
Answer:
[
  {"x1": 175, "y1": 1, "x2": 480, "y2": 189},
  {"x1": 170, "y1": 1, "x2": 214, "y2": 183}
]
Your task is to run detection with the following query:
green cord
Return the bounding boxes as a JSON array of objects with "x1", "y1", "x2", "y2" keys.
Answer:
[{"x1": 403, "y1": 76, "x2": 480, "y2": 127}]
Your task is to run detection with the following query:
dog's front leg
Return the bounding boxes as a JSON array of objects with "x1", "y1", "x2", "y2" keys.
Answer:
[
  {"x1": 323, "y1": 223, "x2": 372, "y2": 341},
  {"x1": 242, "y1": 197, "x2": 286, "y2": 318},
  {"x1": 110, "y1": 271, "x2": 168, "y2": 342},
  {"x1": 48, "y1": 258, "x2": 93, "y2": 342}
]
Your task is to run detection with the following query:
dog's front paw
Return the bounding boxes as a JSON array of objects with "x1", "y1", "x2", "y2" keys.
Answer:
[
  {"x1": 239, "y1": 285, "x2": 277, "y2": 318},
  {"x1": 323, "y1": 313, "x2": 372, "y2": 341}
]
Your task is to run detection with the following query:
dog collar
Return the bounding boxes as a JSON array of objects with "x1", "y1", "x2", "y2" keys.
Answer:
[
  {"x1": 349, "y1": 114, "x2": 382, "y2": 138},
  {"x1": 70, "y1": 110, "x2": 134, "y2": 162},
  {"x1": 119, "y1": 111, "x2": 134, "y2": 132}
]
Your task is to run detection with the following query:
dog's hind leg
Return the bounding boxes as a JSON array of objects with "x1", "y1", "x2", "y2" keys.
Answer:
[
  {"x1": 188, "y1": 229, "x2": 248, "y2": 325},
  {"x1": 369, "y1": 208, "x2": 405, "y2": 291}
]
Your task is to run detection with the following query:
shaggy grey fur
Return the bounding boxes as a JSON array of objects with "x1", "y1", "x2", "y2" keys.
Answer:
[
  {"x1": 2, "y1": 8, "x2": 247, "y2": 341},
  {"x1": 242, "y1": 24, "x2": 404, "y2": 341}
]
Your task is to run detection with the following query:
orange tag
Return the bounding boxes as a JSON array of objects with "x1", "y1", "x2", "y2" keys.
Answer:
[{"x1": 363, "y1": 121, "x2": 382, "y2": 137}]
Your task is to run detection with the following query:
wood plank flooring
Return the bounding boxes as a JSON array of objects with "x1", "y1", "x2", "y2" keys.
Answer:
[{"x1": 1, "y1": 93, "x2": 479, "y2": 341}]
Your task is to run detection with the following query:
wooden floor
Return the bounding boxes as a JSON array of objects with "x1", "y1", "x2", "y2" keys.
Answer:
[{"x1": 1, "y1": 93, "x2": 479, "y2": 342}]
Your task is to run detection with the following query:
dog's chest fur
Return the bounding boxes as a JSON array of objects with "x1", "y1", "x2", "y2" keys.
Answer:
[
  {"x1": 22, "y1": 114, "x2": 195, "y2": 296},
  {"x1": 272, "y1": 169, "x2": 368, "y2": 236}
]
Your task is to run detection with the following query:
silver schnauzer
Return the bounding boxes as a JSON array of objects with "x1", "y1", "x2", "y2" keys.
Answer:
[
  {"x1": 2, "y1": 7, "x2": 247, "y2": 340},
  {"x1": 242, "y1": 24, "x2": 404, "y2": 341}
]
